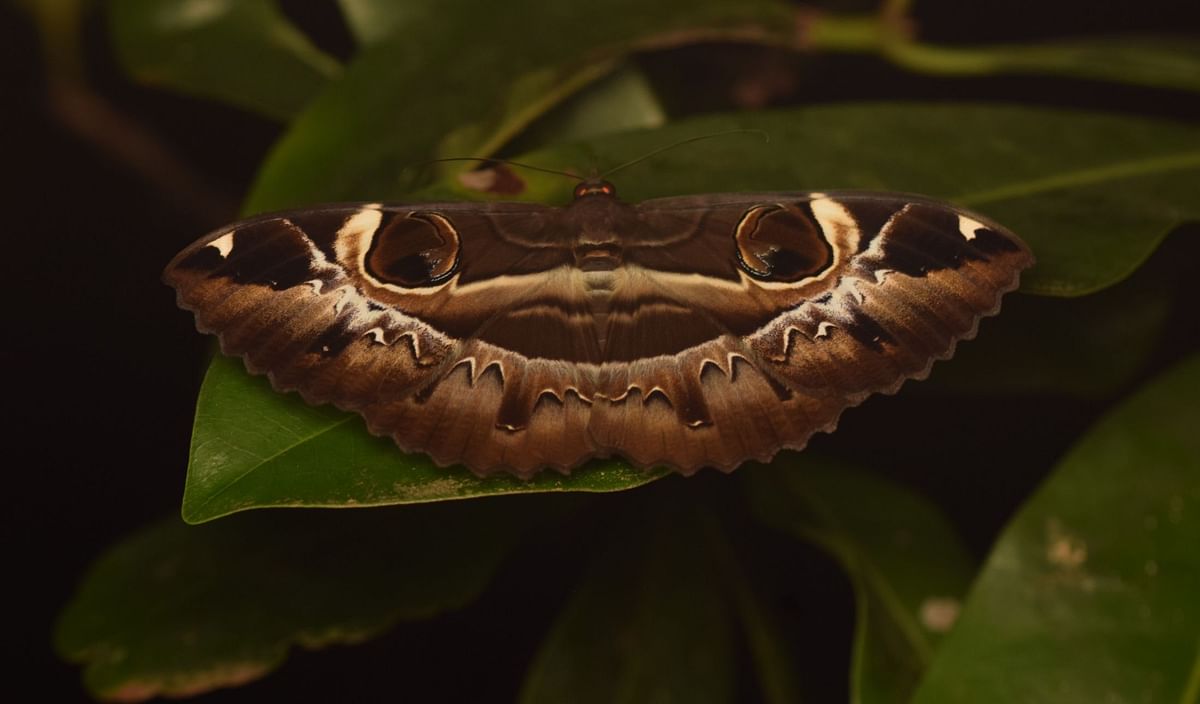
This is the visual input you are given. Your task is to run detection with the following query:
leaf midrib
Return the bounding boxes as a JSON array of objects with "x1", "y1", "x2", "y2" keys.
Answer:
[{"x1": 954, "y1": 150, "x2": 1200, "y2": 206}]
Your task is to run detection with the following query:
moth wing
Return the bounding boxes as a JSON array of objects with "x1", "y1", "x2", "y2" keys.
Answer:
[
  {"x1": 583, "y1": 192, "x2": 1034, "y2": 470},
  {"x1": 164, "y1": 202, "x2": 599, "y2": 477}
]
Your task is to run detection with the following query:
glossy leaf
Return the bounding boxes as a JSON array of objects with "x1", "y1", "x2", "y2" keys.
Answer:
[
  {"x1": 243, "y1": 0, "x2": 795, "y2": 211},
  {"x1": 912, "y1": 355, "x2": 1200, "y2": 703},
  {"x1": 518, "y1": 505, "x2": 735, "y2": 704},
  {"x1": 749, "y1": 459, "x2": 974, "y2": 704},
  {"x1": 56, "y1": 497, "x2": 550, "y2": 700},
  {"x1": 109, "y1": 0, "x2": 340, "y2": 120},
  {"x1": 181, "y1": 355, "x2": 667, "y2": 524}
]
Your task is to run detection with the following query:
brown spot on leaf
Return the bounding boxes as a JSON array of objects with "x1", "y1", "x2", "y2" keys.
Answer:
[
  {"x1": 1046, "y1": 518, "x2": 1088, "y2": 569},
  {"x1": 457, "y1": 164, "x2": 526, "y2": 196}
]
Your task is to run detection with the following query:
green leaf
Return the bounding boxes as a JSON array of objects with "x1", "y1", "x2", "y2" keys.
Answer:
[
  {"x1": 182, "y1": 355, "x2": 667, "y2": 524},
  {"x1": 243, "y1": 0, "x2": 795, "y2": 211},
  {"x1": 109, "y1": 0, "x2": 340, "y2": 120},
  {"x1": 335, "y1": 0, "x2": 411, "y2": 46},
  {"x1": 507, "y1": 63, "x2": 667, "y2": 151},
  {"x1": 519, "y1": 505, "x2": 734, "y2": 704},
  {"x1": 56, "y1": 497, "x2": 548, "y2": 700},
  {"x1": 887, "y1": 37, "x2": 1200, "y2": 94},
  {"x1": 748, "y1": 458, "x2": 975, "y2": 704},
  {"x1": 334, "y1": 0, "x2": 446, "y2": 48},
  {"x1": 912, "y1": 355, "x2": 1200, "y2": 703}
]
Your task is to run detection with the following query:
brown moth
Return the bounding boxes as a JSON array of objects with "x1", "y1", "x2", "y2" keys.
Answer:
[{"x1": 165, "y1": 181, "x2": 1033, "y2": 478}]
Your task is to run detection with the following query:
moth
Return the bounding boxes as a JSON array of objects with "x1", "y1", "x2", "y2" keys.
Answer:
[{"x1": 165, "y1": 179, "x2": 1033, "y2": 478}]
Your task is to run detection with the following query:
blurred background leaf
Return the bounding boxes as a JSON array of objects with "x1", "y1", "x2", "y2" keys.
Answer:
[
  {"x1": 750, "y1": 459, "x2": 974, "y2": 704},
  {"x1": 242, "y1": 0, "x2": 796, "y2": 211},
  {"x1": 507, "y1": 64, "x2": 667, "y2": 150},
  {"x1": 804, "y1": 10, "x2": 1200, "y2": 94},
  {"x1": 912, "y1": 355, "x2": 1200, "y2": 703},
  {"x1": 109, "y1": 0, "x2": 340, "y2": 120},
  {"x1": 885, "y1": 37, "x2": 1200, "y2": 93},
  {"x1": 56, "y1": 496, "x2": 560, "y2": 700},
  {"x1": 519, "y1": 503, "x2": 735, "y2": 704}
]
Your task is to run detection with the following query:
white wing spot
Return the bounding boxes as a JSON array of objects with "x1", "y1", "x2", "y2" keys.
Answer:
[
  {"x1": 343, "y1": 204, "x2": 384, "y2": 241},
  {"x1": 957, "y1": 214, "x2": 985, "y2": 241},
  {"x1": 815, "y1": 321, "x2": 835, "y2": 338},
  {"x1": 209, "y1": 232, "x2": 235, "y2": 258},
  {"x1": 809, "y1": 197, "x2": 861, "y2": 252}
]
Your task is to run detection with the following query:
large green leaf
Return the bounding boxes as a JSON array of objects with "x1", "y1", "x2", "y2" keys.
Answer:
[
  {"x1": 243, "y1": 0, "x2": 795, "y2": 211},
  {"x1": 749, "y1": 459, "x2": 974, "y2": 704},
  {"x1": 56, "y1": 497, "x2": 552, "y2": 700},
  {"x1": 912, "y1": 355, "x2": 1200, "y2": 703},
  {"x1": 181, "y1": 355, "x2": 667, "y2": 523},
  {"x1": 185, "y1": 104, "x2": 1198, "y2": 518},
  {"x1": 518, "y1": 504, "x2": 735, "y2": 704},
  {"x1": 108, "y1": 0, "x2": 340, "y2": 121}
]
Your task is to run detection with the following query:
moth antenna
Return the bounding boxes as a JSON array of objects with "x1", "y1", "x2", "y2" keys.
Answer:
[
  {"x1": 599, "y1": 129, "x2": 770, "y2": 180},
  {"x1": 422, "y1": 157, "x2": 585, "y2": 182}
]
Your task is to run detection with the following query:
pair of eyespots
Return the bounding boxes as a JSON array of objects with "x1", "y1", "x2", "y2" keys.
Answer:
[{"x1": 365, "y1": 201, "x2": 833, "y2": 288}]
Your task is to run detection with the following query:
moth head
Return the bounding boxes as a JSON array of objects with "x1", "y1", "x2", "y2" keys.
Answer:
[{"x1": 573, "y1": 180, "x2": 617, "y2": 199}]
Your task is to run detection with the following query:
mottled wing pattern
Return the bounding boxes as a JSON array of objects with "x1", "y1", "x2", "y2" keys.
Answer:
[{"x1": 165, "y1": 191, "x2": 1032, "y2": 477}]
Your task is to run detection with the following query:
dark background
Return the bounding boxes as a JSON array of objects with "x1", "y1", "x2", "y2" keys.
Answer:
[{"x1": 7, "y1": 1, "x2": 1198, "y2": 701}]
